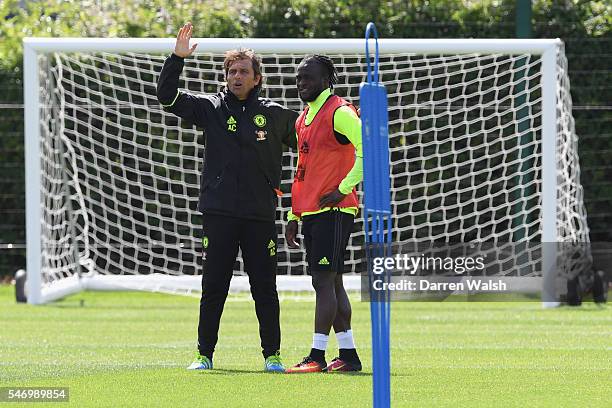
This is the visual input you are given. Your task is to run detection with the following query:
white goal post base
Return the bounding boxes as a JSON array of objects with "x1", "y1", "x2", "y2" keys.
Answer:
[
  {"x1": 30, "y1": 274, "x2": 363, "y2": 304},
  {"x1": 23, "y1": 37, "x2": 589, "y2": 305}
]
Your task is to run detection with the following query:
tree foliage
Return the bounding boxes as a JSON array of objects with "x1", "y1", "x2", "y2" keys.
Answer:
[
  {"x1": 0, "y1": 0, "x2": 247, "y2": 71},
  {"x1": 2, "y1": 1, "x2": 609, "y2": 72}
]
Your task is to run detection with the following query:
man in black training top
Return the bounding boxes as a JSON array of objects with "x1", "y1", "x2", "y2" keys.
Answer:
[{"x1": 156, "y1": 22, "x2": 297, "y2": 372}]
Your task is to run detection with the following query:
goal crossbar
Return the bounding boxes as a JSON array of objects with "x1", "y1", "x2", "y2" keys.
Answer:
[{"x1": 24, "y1": 37, "x2": 562, "y2": 54}]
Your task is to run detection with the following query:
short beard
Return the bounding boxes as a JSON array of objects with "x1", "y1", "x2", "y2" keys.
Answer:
[
  {"x1": 299, "y1": 90, "x2": 319, "y2": 103},
  {"x1": 300, "y1": 95, "x2": 316, "y2": 103}
]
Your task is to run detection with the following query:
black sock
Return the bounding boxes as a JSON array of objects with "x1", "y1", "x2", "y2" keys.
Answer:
[
  {"x1": 199, "y1": 352, "x2": 213, "y2": 361},
  {"x1": 263, "y1": 350, "x2": 279, "y2": 359},
  {"x1": 339, "y1": 348, "x2": 359, "y2": 363},
  {"x1": 309, "y1": 348, "x2": 326, "y2": 365}
]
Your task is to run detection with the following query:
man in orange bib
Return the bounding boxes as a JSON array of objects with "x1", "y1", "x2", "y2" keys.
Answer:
[{"x1": 285, "y1": 55, "x2": 363, "y2": 373}]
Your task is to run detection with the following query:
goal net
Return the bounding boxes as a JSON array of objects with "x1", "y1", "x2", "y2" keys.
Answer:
[{"x1": 23, "y1": 38, "x2": 590, "y2": 303}]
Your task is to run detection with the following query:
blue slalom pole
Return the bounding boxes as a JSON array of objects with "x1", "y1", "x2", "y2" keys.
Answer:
[{"x1": 360, "y1": 22, "x2": 392, "y2": 408}]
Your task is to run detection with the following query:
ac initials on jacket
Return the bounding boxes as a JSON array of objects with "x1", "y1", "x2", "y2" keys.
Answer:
[{"x1": 227, "y1": 116, "x2": 237, "y2": 132}]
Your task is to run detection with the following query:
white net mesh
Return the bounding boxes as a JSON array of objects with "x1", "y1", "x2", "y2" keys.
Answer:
[{"x1": 37, "y1": 46, "x2": 589, "y2": 292}]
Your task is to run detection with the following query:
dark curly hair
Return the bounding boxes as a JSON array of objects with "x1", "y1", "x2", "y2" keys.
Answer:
[{"x1": 302, "y1": 54, "x2": 338, "y2": 89}]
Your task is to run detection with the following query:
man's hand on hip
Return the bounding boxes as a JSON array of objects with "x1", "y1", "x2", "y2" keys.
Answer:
[
  {"x1": 285, "y1": 221, "x2": 300, "y2": 249},
  {"x1": 319, "y1": 188, "x2": 346, "y2": 208}
]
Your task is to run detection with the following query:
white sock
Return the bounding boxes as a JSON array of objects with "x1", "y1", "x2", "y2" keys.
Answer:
[
  {"x1": 312, "y1": 333, "x2": 329, "y2": 351},
  {"x1": 336, "y1": 329, "x2": 355, "y2": 349}
]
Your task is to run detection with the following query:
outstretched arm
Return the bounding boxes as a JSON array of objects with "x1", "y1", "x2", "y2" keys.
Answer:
[{"x1": 157, "y1": 23, "x2": 213, "y2": 127}]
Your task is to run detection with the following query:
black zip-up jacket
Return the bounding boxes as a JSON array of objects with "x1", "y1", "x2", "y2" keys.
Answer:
[{"x1": 157, "y1": 53, "x2": 298, "y2": 222}]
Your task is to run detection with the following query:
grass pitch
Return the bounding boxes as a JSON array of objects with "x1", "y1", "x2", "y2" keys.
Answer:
[{"x1": 0, "y1": 285, "x2": 610, "y2": 407}]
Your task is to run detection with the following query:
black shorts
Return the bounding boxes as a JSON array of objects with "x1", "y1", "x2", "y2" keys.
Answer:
[{"x1": 302, "y1": 210, "x2": 354, "y2": 274}]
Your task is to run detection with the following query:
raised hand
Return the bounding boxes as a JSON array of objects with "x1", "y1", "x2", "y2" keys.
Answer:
[{"x1": 174, "y1": 22, "x2": 198, "y2": 58}]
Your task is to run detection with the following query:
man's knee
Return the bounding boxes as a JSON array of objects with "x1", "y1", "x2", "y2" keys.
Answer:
[
  {"x1": 248, "y1": 275, "x2": 278, "y2": 299},
  {"x1": 202, "y1": 274, "x2": 232, "y2": 293},
  {"x1": 337, "y1": 296, "x2": 351, "y2": 315}
]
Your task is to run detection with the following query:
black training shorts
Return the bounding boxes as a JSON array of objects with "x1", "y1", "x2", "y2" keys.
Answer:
[{"x1": 302, "y1": 209, "x2": 354, "y2": 274}]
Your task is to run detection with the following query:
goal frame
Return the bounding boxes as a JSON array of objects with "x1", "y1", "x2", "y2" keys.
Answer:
[{"x1": 23, "y1": 37, "x2": 560, "y2": 305}]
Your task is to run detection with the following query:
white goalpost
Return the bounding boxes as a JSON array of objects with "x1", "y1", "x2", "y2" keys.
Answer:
[{"x1": 23, "y1": 37, "x2": 589, "y2": 304}]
